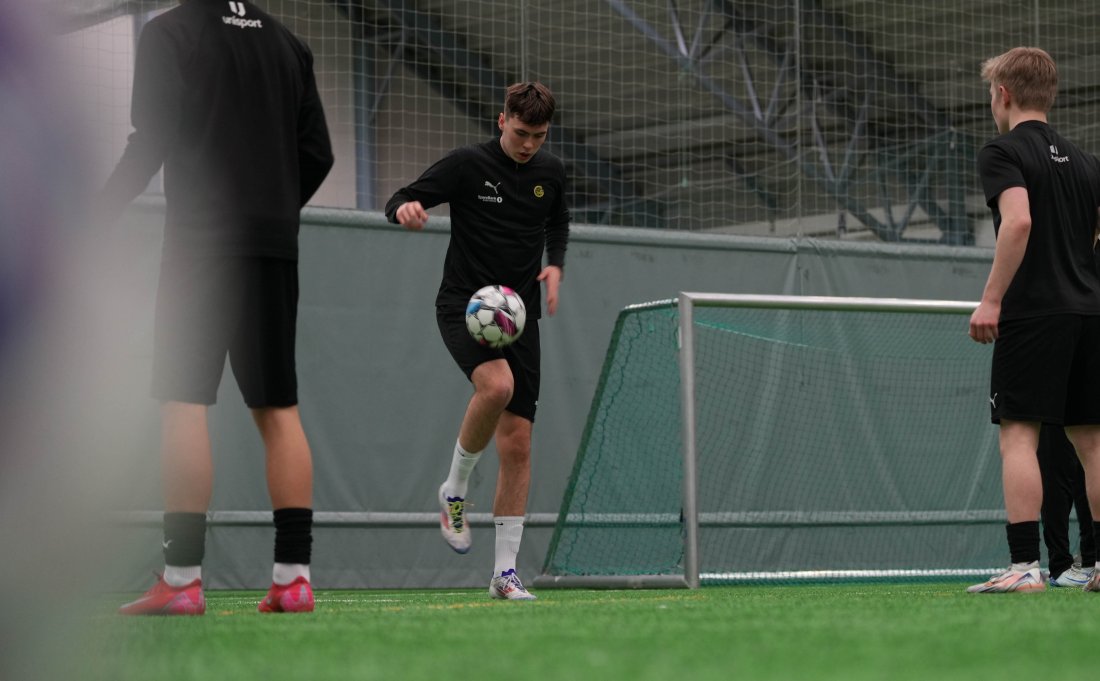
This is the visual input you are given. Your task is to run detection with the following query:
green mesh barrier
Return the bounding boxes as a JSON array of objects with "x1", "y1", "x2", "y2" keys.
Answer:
[{"x1": 543, "y1": 302, "x2": 687, "y2": 580}]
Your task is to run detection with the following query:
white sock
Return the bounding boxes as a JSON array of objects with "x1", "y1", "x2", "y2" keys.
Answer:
[
  {"x1": 273, "y1": 563, "x2": 310, "y2": 585},
  {"x1": 443, "y1": 440, "x2": 483, "y2": 499},
  {"x1": 163, "y1": 565, "x2": 201, "y2": 587},
  {"x1": 1011, "y1": 560, "x2": 1039, "y2": 572},
  {"x1": 493, "y1": 516, "x2": 525, "y2": 576}
]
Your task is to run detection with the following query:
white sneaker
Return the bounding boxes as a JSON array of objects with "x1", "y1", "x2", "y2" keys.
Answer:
[
  {"x1": 966, "y1": 567, "x2": 1045, "y2": 593},
  {"x1": 1051, "y1": 564, "x2": 1093, "y2": 588},
  {"x1": 489, "y1": 569, "x2": 537, "y2": 601},
  {"x1": 438, "y1": 484, "x2": 471, "y2": 554}
]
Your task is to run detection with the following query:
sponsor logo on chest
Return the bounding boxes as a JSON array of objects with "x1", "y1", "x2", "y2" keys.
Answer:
[
  {"x1": 477, "y1": 179, "x2": 549, "y2": 203},
  {"x1": 479, "y1": 180, "x2": 503, "y2": 204}
]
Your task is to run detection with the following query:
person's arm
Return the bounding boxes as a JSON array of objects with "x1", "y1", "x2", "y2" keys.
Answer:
[
  {"x1": 383, "y1": 150, "x2": 464, "y2": 229},
  {"x1": 297, "y1": 45, "x2": 333, "y2": 206},
  {"x1": 539, "y1": 169, "x2": 570, "y2": 315},
  {"x1": 97, "y1": 21, "x2": 183, "y2": 222},
  {"x1": 970, "y1": 186, "x2": 1031, "y2": 344},
  {"x1": 543, "y1": 193, "x2": 569, "y2": 270},
  {"x1": 1094, "y1": 206, "x2": 1100, "y2": 248},
  {"x1": 537, "y1": 265, "x2": 562, "y2": 316}
]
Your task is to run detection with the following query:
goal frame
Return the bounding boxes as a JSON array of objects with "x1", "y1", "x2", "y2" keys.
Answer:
[{"x1": 534, "y1": 293, "x2": 980, "y2": 590}]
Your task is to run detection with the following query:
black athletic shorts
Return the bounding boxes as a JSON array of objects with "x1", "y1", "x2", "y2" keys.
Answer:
[
  {"x1": 989, "y1": 314, "x2": 1100, "y2": 425},
  {"x1": 151, "y1": 256, "x2": 299, "y2": 408},
  {"x1": 436, "y1": 309, "x2": 541, "y2": 422}
]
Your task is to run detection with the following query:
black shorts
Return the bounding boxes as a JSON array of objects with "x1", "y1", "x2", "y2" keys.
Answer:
[
  {"x1": 989, "y1": 314, "x2": 1100, "y2": 425},
  {"x1": 436, "y1": 309, "x2": 541, "y2": 422},
  {"x1": 152, "y1": 257, "x2": 299, "y2": 408}
]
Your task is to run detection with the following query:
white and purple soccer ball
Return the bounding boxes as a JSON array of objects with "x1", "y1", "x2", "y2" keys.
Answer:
[{"x1": 466, "y1": 285, "x2": 526, "y2": 348}]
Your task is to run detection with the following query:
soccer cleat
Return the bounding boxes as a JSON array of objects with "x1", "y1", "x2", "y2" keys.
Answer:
[
  {"x1": 118, "y1": 573, "x2": 205, "y2": 616},
  {"x1": 1051, "y1": 564, "x2": 1094, "y2": 588},
  {"x1": 438, "y1": 483, "x2": 471, "y2": 554},
  {"x1": 966, "y1": 567, "x2": 1045, "y2": 593},
  {"x1": 257, "y1": 576, "x2": 315, "y2": 613},
  {"x1": 489, "y1": 569, "x2": 537, "y2": 601}
]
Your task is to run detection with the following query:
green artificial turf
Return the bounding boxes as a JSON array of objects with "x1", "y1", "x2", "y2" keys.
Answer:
[{"x1": 58, "y1": 583, "x2": 1100, "y2": 681}]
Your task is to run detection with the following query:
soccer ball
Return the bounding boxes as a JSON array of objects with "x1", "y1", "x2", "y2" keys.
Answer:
[{"x1": 466, "y1": 285, "x2": 526, "y2": 348}]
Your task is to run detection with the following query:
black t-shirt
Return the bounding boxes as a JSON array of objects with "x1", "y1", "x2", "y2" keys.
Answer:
[
  {"x1": 978, "y1": 120, "x2": 1100, "y2": 320},
  {"x1": 385, "y1": 139, "x2": 570, "y2": 318},
  {"x1": 101, "y1": 0, "x2": 334, "y2": 260}
]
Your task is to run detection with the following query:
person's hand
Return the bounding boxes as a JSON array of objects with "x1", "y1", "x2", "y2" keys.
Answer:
[
  {"x1": 969, "y1": 301, "x2": 1000, "y2": 344},
  {"x1": 537, "y1": 265, "x2": 563, "y2": 316},
  {"x1": 395, "y1": 201, "x2": 429, "y2": 230}
]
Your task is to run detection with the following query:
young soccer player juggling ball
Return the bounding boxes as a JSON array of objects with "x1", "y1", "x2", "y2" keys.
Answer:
[{"x1": 385, "y1": 82, "x2": 570, "y2": 600}]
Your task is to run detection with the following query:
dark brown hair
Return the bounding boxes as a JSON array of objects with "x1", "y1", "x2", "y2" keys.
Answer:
[{"x1": 503, "y1": 82, "x2": 556, "y2": 125}]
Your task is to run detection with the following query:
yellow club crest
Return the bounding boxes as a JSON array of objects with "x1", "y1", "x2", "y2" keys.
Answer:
[{"x1": 533, "y1": 185, "x2": 545, "y2": 198}]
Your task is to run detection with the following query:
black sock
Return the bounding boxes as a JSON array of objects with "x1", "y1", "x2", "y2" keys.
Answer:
[
  {"x1": 163, "y1": 512, "x2": 207, "y2": 566},
  {"x1": 1006, "y1": 521, "x2": 1040, "y2": 565},
  {"x1": 273, "y1": 507, "x2": 313, "y2": 565}
]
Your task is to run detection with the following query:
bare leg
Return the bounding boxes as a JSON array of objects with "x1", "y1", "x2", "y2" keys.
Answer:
[
  {"x1": 1065, "y1": 424, "x2": 1100, "y2": 529},
  {"x1": 1000, "y1": 419, "x2": 1042, "y2": 523},
  {"x1": 252, "y1": 406, "x2": 313, "y2": 509},
  {"x1": 120, "y1": 402, "x2": 212, "y2": 612},
  {"x1": 458, "y1": 359, "x2": 513, "y2": 453},
  {"x1": 493, "y1": 412, "x2": 532, "y2": 517},
  {"x1": 161, "y1": 401, "x2": 214, "y2": 513},
  {"x1": 489, "y1": 412, "x2": 535, "y2": 597}
]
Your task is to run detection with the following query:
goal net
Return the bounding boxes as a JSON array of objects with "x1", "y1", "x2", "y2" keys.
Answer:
[{"x1": 536, "y1": 294, "x2": 1009, "y2": 588}]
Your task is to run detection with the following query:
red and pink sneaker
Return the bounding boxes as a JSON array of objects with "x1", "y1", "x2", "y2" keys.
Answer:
[
  {"x1": 119, "y1": 574, "x2": 205, "y2": 616},
  {"x1": 257, "y1": 576, "x2": 315, "y2": 613}
]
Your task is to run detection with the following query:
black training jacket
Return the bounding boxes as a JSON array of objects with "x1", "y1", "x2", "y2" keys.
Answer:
[
  {"x1": 384, "y1": 139, "x2": 570, "y2": 318},
  {"x1": 101, "y1": 0, "x2": 333, "y2": 260}
]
